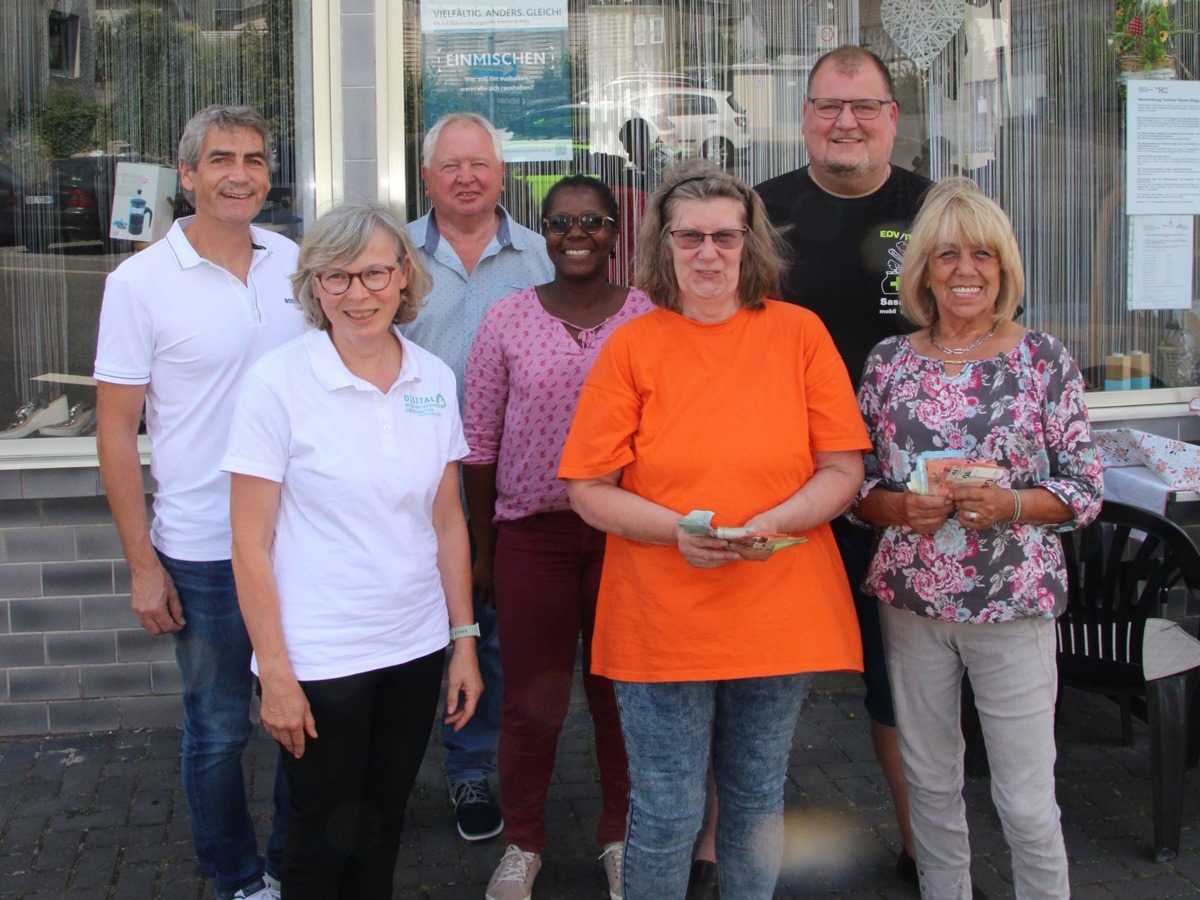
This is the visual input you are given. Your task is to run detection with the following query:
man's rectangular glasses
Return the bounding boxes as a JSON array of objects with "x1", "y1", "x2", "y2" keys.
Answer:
[
  {"x1": 543, "y1": 213, "x2": 615, "y2": 234},
  {"x1": 315, "y1": 264, "x2": 400, "y2": 295},
  {"x1": 668, "y1": 229, "x2": 748, "y2": 250},
  {"x1": 807, "y1": 98, "x2": 892, "y2": 120}
]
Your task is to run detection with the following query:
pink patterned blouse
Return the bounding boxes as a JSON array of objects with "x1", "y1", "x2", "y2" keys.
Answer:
[{"x1": 463, "y1": 284, "x2": 653, "y2": 523}]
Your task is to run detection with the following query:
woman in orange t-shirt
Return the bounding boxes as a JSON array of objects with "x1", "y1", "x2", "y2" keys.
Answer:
[{"x1": 559, "y1": 160, "x2": 871, "y2": 900}]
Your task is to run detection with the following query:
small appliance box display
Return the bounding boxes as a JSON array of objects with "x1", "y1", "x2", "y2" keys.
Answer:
[{"x1": 110, "y1": 162, "x2": 177, "y2": 243}]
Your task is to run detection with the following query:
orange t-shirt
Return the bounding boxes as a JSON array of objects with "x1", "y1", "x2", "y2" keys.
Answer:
[{"x1": 558, "y1": 301, "x2": 871, "y2": 682}]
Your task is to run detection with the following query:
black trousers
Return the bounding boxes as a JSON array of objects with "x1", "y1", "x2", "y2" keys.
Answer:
[{"x1": 280, "y1": 650, "x2": 443, "y2": 900}]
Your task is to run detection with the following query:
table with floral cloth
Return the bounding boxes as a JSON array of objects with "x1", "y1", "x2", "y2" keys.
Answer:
[{"x1": 1095, "y1": 428, "x2": 1200, "y2": 513}]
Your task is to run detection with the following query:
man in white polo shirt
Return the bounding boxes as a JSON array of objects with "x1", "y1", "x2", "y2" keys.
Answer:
[{"x1": 94, "y1": 105, "x2": 305, "y2": 900}]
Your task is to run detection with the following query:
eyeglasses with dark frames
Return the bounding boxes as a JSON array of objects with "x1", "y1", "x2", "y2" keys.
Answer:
[
  {"x1": 542, "y1": 212, "x2": 616, "y2": 235},
  {"x1": 806, "y1": 97, "x2": 894, "y2": 120},
  {"x1": 314, "y1": 264, "x2": 401, "y2": 295},
  {"x1": 668, "y1": 229, "x2": 748, "y2": 250}
]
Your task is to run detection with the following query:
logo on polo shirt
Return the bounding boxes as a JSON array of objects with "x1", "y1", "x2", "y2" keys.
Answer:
[{"x1": 404, "y1": 393, "x2": 448, "y2": 417}]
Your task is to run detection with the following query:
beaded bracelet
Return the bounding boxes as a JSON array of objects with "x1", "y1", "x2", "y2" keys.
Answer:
[{"x1": 1008, "y1": 488, "x2": 1022, "y2": 525}]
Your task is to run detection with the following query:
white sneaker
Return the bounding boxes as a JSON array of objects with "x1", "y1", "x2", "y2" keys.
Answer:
[
  {"x1": 600, "y1": 842, "x2": 624, "y2": 900},
  {"x1": 263, "y1": 871, "x2": 282, "y2": 898},
  {"x1": 230, "y1": 879, "x2": 275, "y2": 900},
  {"x1": 486, "y1": 844, "x2": 541, "y2": 900}
]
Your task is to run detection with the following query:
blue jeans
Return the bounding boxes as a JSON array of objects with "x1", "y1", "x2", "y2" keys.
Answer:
[
  {"x1": 832, "y1": 518, "x2": 896, "y2": 726},
  {"x1": 614, "y1": 674, "x2": 813, "y2": 900},
  {"x1": 159, "y1": 553, "x2": 290, "y2": 900},
  {"x1": 441, "y1": 590, "x2": 502, "y2": 783}
]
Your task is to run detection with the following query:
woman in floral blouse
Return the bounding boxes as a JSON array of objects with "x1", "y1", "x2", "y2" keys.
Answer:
[{"x1": 854, "y1": 177, "x2": 1103, "y2": 900}]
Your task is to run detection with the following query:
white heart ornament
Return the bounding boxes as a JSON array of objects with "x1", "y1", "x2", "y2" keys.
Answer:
[{"x1": 881, "y1": 0, "x2": 965, "y2": 72}]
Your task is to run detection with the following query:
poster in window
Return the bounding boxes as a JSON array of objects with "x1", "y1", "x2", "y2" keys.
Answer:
[
  {"x1": 1126, "y1": 81, "x2": 1200, "y2": 215},
  {"x1": 421, "y1": 0, "x2": 571, "y2": 162},
  {"x1": 1127, "y1": 215, "x2": 1193, "y2": 310}
]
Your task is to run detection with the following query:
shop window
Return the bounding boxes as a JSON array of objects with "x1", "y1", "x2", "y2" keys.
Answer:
[
  {"x1": 0, "y1": 0, "x2": 309, "y2": 448},
  {"x1": 404, "y1": 0, "x2": 1200, "y2": 399},
  {"x1": 48, "y1": 11, "x2": 78, "y2": 77}
]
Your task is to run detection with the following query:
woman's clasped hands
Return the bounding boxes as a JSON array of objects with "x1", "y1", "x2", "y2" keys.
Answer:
[
  {"x1": 894, "y1": 484, "x2": 1016, "y2": 535},
  {"x1": 674, "y1": 514, "x2": 779, "y2": 568}
]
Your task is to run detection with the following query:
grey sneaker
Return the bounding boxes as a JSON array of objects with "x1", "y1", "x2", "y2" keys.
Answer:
[
  {"x1": 486, "y1": 844, "x2": 541, "y2": 900},
  {"x1": 600, "y1": 842, "x2": 624, "y2": 900},
  {"x1": 449, "y1": 778, "x2": 503, "y2": 841}
]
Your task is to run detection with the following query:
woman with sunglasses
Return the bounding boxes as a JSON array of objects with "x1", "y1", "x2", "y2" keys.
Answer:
[
  {"x1": 559, "y1": 160, "x2": 870, "y2": 899},
  {"x1": 463, "y1": 175, "x2": 652, "y2": 900},
  {"x1": 224, "y1": 202, "x2": 482, "y2": 898}
]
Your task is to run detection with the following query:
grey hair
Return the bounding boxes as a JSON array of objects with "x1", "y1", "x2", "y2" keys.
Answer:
[
  {"x1": 422, "y1": 112, "x2": 505, "y2": 165},
  {"x1": 292, "y1": 202, "x2": 432, "y2": 331},
  {"x1": 177, "y1": 106, "x2": 275, "y2": 202},
  {"x1": 635, "y1": 159, "x2": 788, "y2": 312}
]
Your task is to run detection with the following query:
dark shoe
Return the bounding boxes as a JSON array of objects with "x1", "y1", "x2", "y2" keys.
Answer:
[
  {"x1": 685, "y1": 859, "x2": 719, "y2": 900},
  {"x1": 896, "y1": 848, "x2": 919, "y2": 888},
  {"x1": 449, "y1": 779, "x2": 503, "y2": 841}
]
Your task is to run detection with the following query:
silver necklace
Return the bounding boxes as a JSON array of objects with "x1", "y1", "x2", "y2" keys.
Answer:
[{"x1": 929, "y1": 323, "x2": 997, "y2": 356}]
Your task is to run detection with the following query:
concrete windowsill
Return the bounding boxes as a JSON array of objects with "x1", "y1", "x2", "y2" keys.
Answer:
[{"x1": 0, "y1": 436, "x2": 151, "y2": 471}]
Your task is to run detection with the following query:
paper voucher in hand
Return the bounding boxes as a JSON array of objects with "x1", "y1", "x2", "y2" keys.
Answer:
[
  {"x1": 906, "y1": 451, "x2": 1010, "y2": 496},
  {"x1": 677, "y1": 510, "x2": 808, "y2": 553}
]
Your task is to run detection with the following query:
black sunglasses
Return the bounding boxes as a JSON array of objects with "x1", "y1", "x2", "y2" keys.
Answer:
[{"x1": 542, "y1": 212, "x2": 615, "y2": 235}]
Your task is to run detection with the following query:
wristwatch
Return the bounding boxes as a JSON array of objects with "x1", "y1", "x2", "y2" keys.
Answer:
[{"x1": 449, "y1": 623, "x2": 481, "y2": 641}]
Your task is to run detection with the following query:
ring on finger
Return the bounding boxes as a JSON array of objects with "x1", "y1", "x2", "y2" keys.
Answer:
[{"x1": 968, "y1": 511, "x2": 978, "y2": 522}]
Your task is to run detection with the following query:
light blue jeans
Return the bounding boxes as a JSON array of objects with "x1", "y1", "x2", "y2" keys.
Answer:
[
  {"x1": 441, "y1": 590, "x2": 503, "y2": 783},
  {"x1": 614, "y1": 674, "x2": 813, "y2": 900},
  {"x1": 879, "y1": 603, "x2": 1069, "y2": 900},
  {"x1": 159, "y1": 553, "x2": 289, "y2": 900}
]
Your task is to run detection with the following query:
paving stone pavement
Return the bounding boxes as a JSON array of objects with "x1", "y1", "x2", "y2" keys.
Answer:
[{"x1": 1, "y1": 672, "x2": 1198, "y2": 899}]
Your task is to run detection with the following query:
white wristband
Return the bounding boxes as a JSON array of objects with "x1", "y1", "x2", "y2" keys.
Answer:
[{"x1": 449, "y1": 623, "x2": 481, "y2": 641}]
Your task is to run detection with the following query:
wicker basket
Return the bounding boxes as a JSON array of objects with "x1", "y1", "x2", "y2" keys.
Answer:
[{"x1": 1119, "y1": 53, "x2": 1178, "y2": 78}]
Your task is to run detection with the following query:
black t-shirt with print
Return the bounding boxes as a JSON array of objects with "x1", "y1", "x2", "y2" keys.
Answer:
[{"x1": 755, "y1": 165, "x2": 932, "y2": 388}]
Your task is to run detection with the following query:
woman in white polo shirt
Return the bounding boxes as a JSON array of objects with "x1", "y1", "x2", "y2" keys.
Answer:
[{"x1": 223, "y1": 202, "x2": 482, "y2": 900}]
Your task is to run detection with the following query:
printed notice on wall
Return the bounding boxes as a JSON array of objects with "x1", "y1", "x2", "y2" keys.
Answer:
[
  {"x1": 421, "y1": 0, "x2": 570, "y2": 162},
  {"x1": 1126, "y1": 80, "x2": 1200, "y2": 214},
  {"x1": 1127, "y1": 215, "x2": 1194, "y2": 310}
]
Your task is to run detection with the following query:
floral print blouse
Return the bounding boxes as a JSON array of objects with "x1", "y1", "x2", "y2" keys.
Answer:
[{"x1": 854, "y1": 331, "x2": 1104, "y2": 623}]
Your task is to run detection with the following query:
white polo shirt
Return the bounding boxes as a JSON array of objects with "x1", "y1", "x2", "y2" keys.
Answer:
[
  {"x1": 94, "y1": 218, "x2": 306, "y2": 561},
  {"x1": 221, "y1": 327, "x2": 469, "y2": 681}
]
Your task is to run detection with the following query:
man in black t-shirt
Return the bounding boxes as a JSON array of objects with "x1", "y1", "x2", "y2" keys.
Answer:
[
  {"x1": 765, "y1": 46, "x2": 932, "y2": 890},
  {"x1": 689, "y1": 47, "x2": 930, "y2": 900},
  {"x1": 757, "y1": 51, "x2": 931, "y2": 385}
]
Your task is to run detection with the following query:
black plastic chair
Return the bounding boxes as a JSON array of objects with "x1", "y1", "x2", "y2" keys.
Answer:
[{"x1": 1056, "y1": 499, "x2": 1200, "y2": 861}]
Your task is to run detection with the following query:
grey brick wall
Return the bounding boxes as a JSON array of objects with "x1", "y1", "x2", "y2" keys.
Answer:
[{"x1": 0, "y1": 467, "x2": 180, "y2": 737}]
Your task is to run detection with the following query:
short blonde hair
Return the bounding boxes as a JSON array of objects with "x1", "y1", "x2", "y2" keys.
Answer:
[
  {"x1": 292, "y1": 202, "x2": 432, "y2": 331},
  {"x1": 899, "y1": 177, "x2": 1025, "y2": 328},
  {"x1": 635, "y1": 159, "x2": 787, "y2": 312}
]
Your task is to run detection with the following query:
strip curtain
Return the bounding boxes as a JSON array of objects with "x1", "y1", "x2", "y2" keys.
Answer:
[{"x1": 405, "y1": 0, "x2": 1200, "y2": 390}]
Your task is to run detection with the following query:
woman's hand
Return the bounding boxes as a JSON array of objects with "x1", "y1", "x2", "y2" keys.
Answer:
[
  {"x1": 675, "y1": 524, "x2": 742, "y2": 568},
  {"x1": 858, "y1": 486, "x2": 954, "y2": 535},
  {"x1": 950, "y1": 484, "x2": 1015, "y2": 530},
  {"x1": 259, "y1": 671, "x2": 317, "y2": 759},
  {"x1": 726, "y1": 513, "x2": 781, "y2": 563},
  {"x1": 444, "y1": 639, "x2": 483, "y2": 733},
  {"x1": 901, "y1": 492, "x2": 957, "y2": 534}
]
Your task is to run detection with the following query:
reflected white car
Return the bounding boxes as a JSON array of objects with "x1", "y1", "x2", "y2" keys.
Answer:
[
  {"x1": 630, "y1": 88, "x2": 749, "y2": 167},
  {"x1": 503, "y1": 102, "x2": 680, "y2": 171}
]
